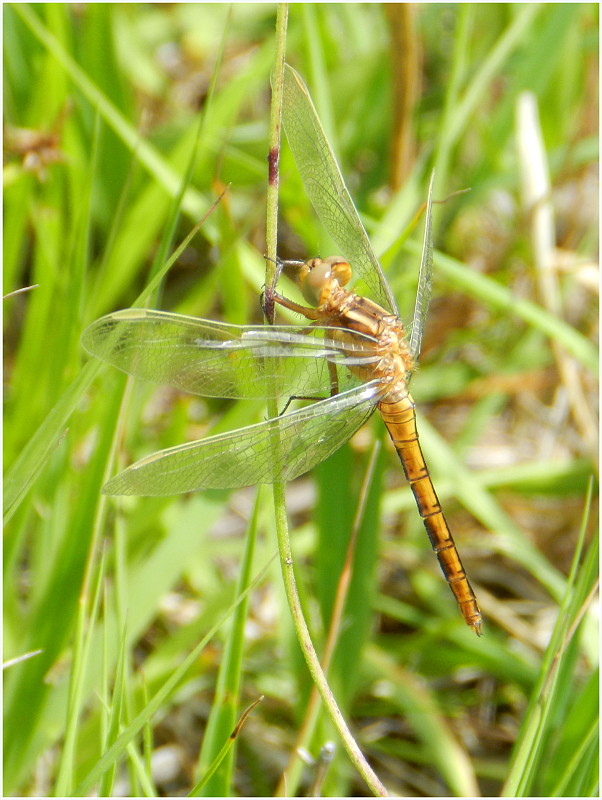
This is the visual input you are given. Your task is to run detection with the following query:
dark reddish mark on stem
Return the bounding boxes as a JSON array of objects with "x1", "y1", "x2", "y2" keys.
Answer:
[{"x1": 268, "y1": 146, "x2": 279, "y2": 186}]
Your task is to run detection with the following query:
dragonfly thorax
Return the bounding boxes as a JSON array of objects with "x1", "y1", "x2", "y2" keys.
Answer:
[{"x1": 299, "y1": 256, "x2": 352, "y2": 305}]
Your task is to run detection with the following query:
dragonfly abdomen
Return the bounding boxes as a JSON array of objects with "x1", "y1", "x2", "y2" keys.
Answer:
[{"x1": 378, "y1": 394, "x2": 482, "y2": 636}]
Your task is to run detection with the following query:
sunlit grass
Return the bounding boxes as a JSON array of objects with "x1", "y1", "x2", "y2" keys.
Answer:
[{"x1": 4, "y1": 3, "x2": 598, "y2": 797}]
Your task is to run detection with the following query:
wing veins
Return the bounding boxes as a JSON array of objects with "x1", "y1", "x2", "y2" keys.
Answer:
[{"x1": 103, "y1": 382, "x2": 382, "y2": 495}]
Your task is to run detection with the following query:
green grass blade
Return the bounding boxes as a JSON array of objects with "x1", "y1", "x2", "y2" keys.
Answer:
[
  {"x1": 196, "y1": 489, "x2": 261, "y2": 795},
  {"x1": 406, "y1": 241, "x2": 598, "y2": 374},
  {"x1": 73, "y1": 555, "x2": 275, "y2": 797},
  {"x1": 503, "y1": 483, "x2": 598, "y2": 796}
]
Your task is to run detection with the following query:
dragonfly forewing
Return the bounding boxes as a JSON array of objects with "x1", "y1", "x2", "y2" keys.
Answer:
[
  {"x1": 282, "y1": 64, "x2": 398, "y2": 315},
  {"x1": 82, "y1": 309, "x2": 380, "y2": 400},
  {"x1": 103, "y1": 381, "x2": 382, "y2": 495}
]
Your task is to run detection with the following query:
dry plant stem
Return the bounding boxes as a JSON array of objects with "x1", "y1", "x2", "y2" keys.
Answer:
[
  {"x1": 276, "y1": 443, "x2": 382, "y2": 796},
  {"x1": 516, "y1": 93, "x2": 597, "y2": 462},
  {"x1": 384, "y1": 4, "x2": 420, "y2": 189},
  {"x1": 265, "y1": 8, "x2": 388, "y2": 796}
]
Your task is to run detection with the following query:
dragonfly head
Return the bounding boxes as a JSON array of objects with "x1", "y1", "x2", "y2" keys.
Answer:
[{"x1": 299, "y1": 256, "x2": 352, "y2": 304}]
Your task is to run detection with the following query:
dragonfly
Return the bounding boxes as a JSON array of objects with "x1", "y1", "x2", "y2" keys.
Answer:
[{"x1": 82, "y1": 65, "x2": 482, "y2": 636}]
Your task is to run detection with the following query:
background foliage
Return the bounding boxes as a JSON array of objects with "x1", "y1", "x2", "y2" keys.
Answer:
[{"x1": 4, "y1": 3, "x2": 598, "y2": 796}]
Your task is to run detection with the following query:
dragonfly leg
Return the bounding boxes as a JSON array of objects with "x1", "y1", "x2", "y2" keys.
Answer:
[
  {"x1": 327, "y1": 359, "x2": 340, "y2": 396},
  {"x1": 260, "y1": 287, "x2": 275, "y2": 324},
  {"x1": 278, "y1": 360, "x2": 340, "y2": 416},
  {"x1": 278, "y1": 367, "x2": 340, "y2": 416},
  {"x1": 264, "y1": 256, "x2": 305, "y2": 293},
  {"x1": 271, "y1": 290, "x2": 320, "y2": 320},
  {"x1": 263, "y1": 256, "x2": 310, "y2": 322},
  {"x1": 277, "y1": 394, "x2": 323, "y2": 416}
]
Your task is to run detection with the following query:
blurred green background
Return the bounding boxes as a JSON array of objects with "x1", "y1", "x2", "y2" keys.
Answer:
[{"x1": 4, "y1": 4, "x2": 598, "y2": 797}]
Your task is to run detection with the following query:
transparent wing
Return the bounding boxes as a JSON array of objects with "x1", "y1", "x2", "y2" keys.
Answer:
[
  {"x1": 282, "y1": 64, "x2": 398, "y2": 315},
  {"x1": 82, "y1": 309, "x2": 381, "y2": 400},
  {"x1": 103, "y1": 381, "x2": 382, "y2": 495},
  {"x1": 409, "y1": 170, "x2": 435, "y2": 361}
]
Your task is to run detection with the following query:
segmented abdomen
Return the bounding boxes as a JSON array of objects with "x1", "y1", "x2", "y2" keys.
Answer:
[{"x1": 378, "y1": 394, "x2": 482, "y2": 635}]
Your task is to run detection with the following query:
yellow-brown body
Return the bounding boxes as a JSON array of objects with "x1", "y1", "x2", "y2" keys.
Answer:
[{"x1": 274, "y1": 257, "x2": 482, "y2": 635}]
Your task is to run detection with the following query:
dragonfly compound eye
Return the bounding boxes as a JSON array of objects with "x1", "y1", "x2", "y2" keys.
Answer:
[
  {"x1": 300, "y1": 256, "x2": 352, "y2": 305},
  {"x1": 326, "y1": 257, "x2": 352, "y2": 287}
]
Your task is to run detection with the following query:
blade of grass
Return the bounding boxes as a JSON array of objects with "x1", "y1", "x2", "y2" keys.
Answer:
[
  {"x1": 516, "y1": 90, "x2": 597, "y2": 457},
  {"x1": 73, "y1": 33, "x2": 237, "y2": 788},
  {"x1": 404, "y1": 240, "x2": 598, "y2": 374},
  {"x1": 98, "y1": 621, "x2": 128, "y2": 797},
  {"x1": 547, "y1": 679, "x2": 598, "y2": 797},
  {"x1": 502, "y1": 479, "x2": 597, "y2": 796},
  {"x1": 141, "y1": 674, "x2": 155, "y2": 791},
  {"x1": 196, "y1": 488, "x2": 261, "y2": 795},
  {"x1": 189, "y1": 696, "x2": 264, "y2": 797},
  {"x1": 365, "y1": 645, "x2": 480, "y2": 797},
  {"x1": 54, "y1": 543, "x2": 108, "y2": 795},
  {"x1": 73, "y1": 552, "x2": 277, "y2": 797},
  {"x1": 434, "y1": 4, "x2": 541, "y2": 194},
  {"x1": 13, "y1": 4, "x2": 213, "y2": 226},
  {"x1": 143, "y1": 7, "x2": 232, "y2": 309},
  {"x1": 3, "y1": 190, "x2": 226, "y2": 523}
]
